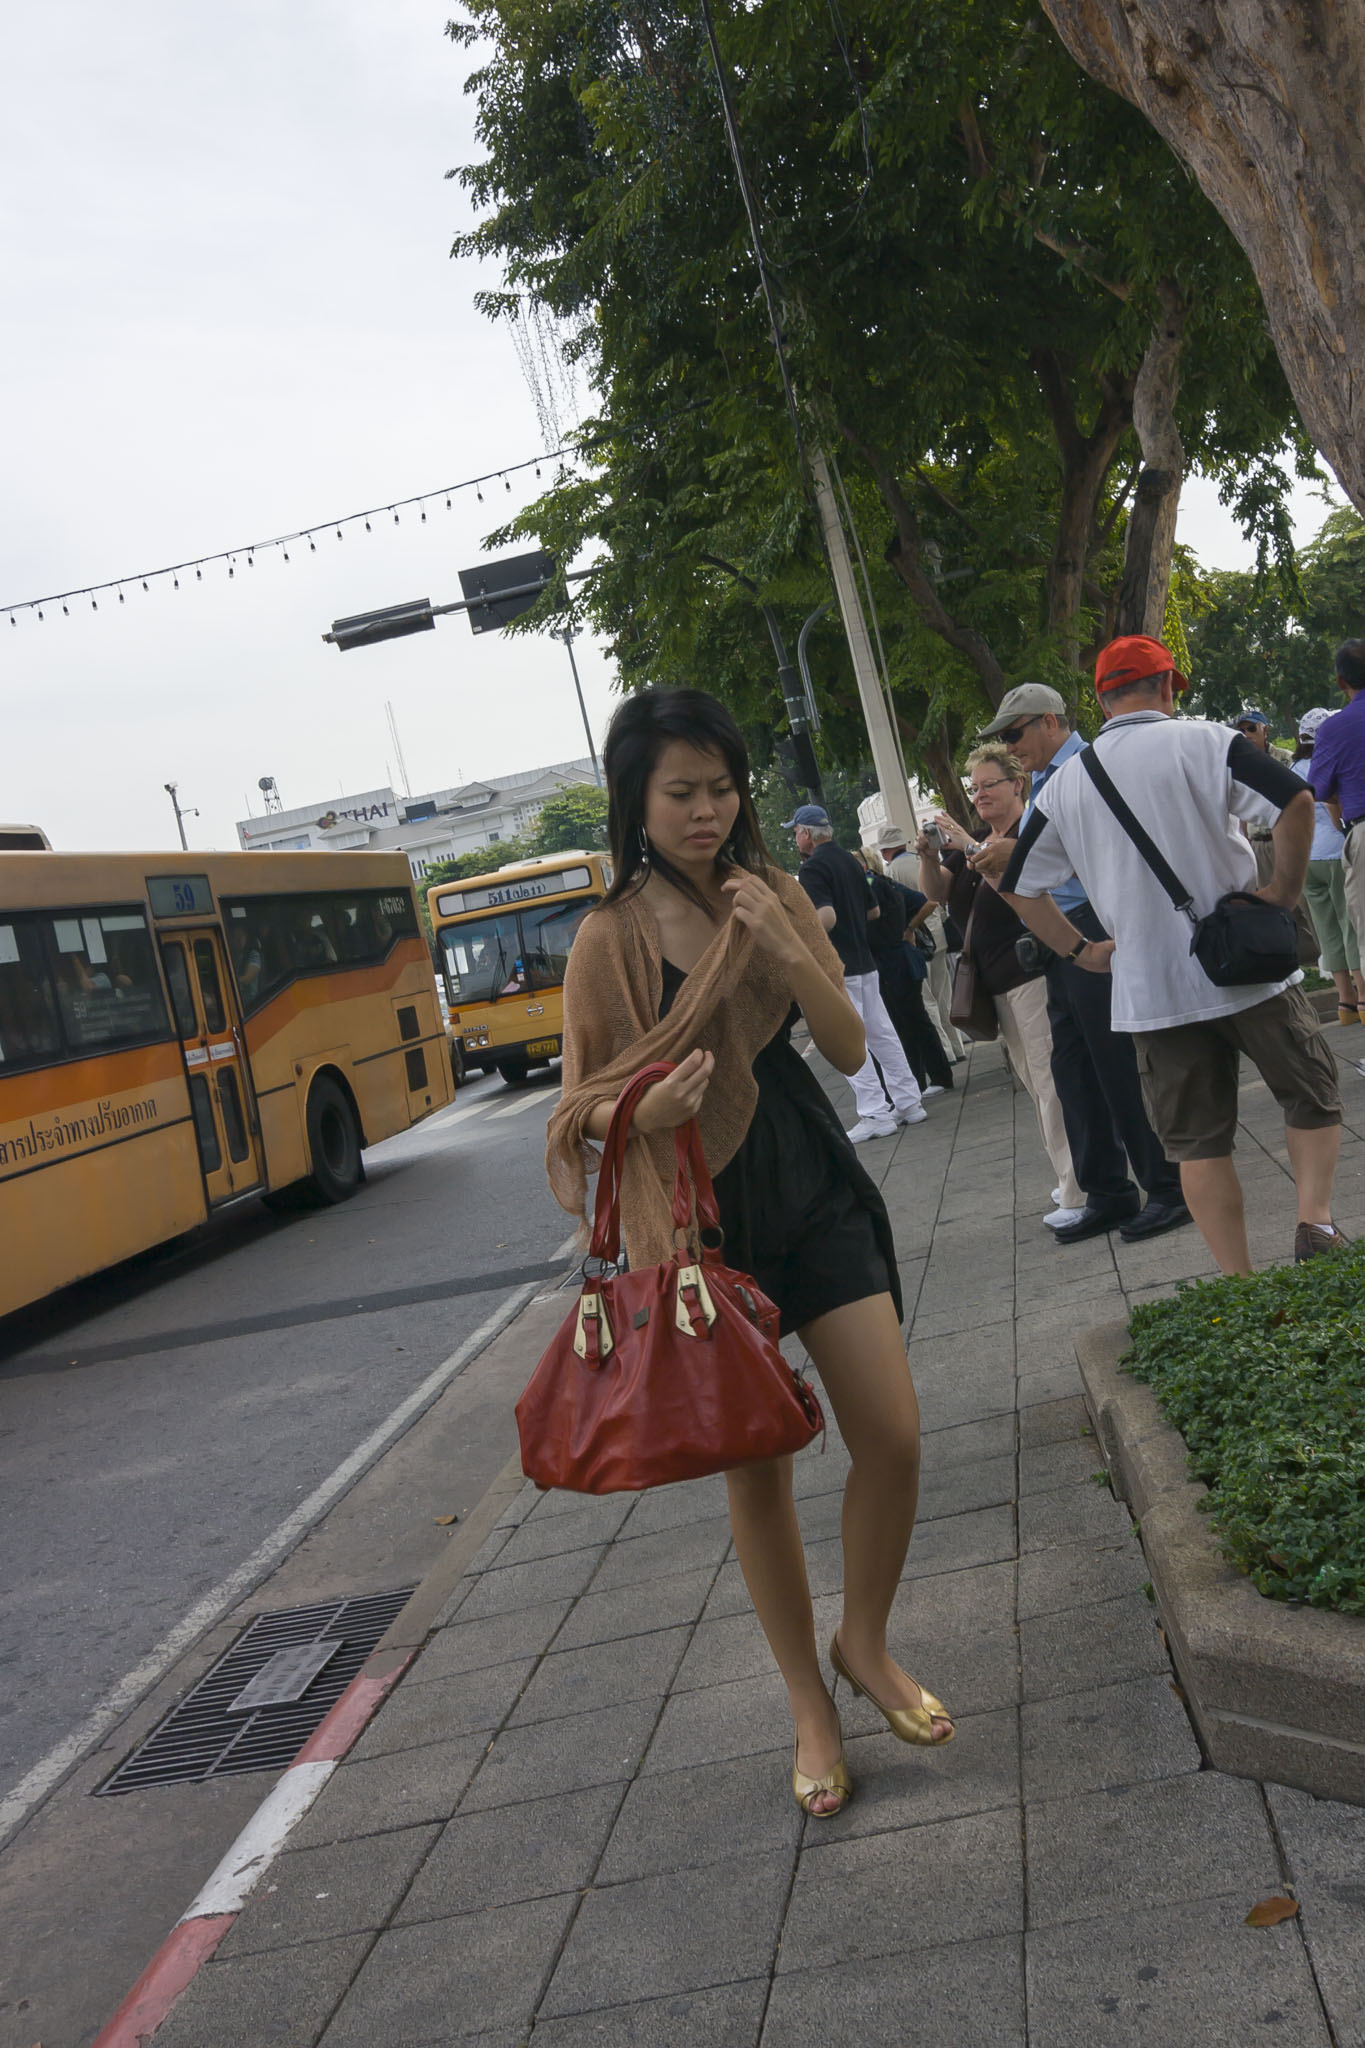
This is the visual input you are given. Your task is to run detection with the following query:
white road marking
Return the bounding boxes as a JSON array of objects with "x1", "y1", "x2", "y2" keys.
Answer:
[
  {"x1": 487, "y1": 1091, "x2": 560, "y2": 1120},
  {"x1": 424, "y1": 1099, "x2": 495, "y2": 1133},
  {"x1": 0, "y1": 1229, "x2": 580, "y2": 1852},
  {"x1": 180, "y1": 1760, "x2": 335, "y2": 1920}
]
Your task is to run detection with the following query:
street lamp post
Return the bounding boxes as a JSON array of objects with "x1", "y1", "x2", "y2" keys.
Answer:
[
  {"x1": 553, "y1": 628, "x2": 601, "y2": 785},
  {"x1": 164, "y1": 781, "x2": 198, "y2": 851}
]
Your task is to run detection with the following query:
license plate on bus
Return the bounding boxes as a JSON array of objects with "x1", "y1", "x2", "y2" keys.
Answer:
[{"x1": 525, "y1": 1038, "x2": 560, "y2": 1058}]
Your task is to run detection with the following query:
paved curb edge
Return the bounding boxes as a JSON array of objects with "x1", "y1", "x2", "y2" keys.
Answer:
[
  {"x1": 91, "y1": 1359, "x2": 536, "y2": 2042},
  {"x1": 1076, "y1": 1317, "x2": 1365, "y2": 1805}
]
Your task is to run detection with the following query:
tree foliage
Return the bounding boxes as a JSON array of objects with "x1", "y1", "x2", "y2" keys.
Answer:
[
  {"x1": 527, "y1": 781, "x2": 610, "y2": 853},
  {"x1": 449, "y1": 0, "x2": 1310, "y2": 795}
]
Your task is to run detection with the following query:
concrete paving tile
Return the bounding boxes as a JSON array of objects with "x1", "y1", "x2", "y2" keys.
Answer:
[
  {"x1": 615, "y1": 1473, "x2": 730, "y2": 1536},
  {"x1": 289, "y1": 1735, "x2": 487, "y2": 1849},
  {"x1": 396, "y1": 1783, "x2": 623, "y2": 1920},
  {"x1": 218, "y1": 1825, "x2": 439, "y2": 1958},
  {"x1": 555, "y1": 1568, "x2": 716, "y2": 1652},
  {"x1": 597, "y1": 1748, "x2": 802, "y2": 1885},
  {"x1": 541, "y1": 1851, "x2": 792, "y2": 2016},
  {"x1": 1018, "y1": 1437, "x2": 1103, "y2": 1496},
  {"x1": 892, "y1": 1558, "x2": 1018, "y2": 1643},
  {"x1": 494, "y1": 1484, "x2": 539, "y2": 1528},
  {"x1": 317, "y1": 1894, "x2": 578, "y2": 2045},
  {"x1": 1017, "y1": 1359, "x2": 1085, "y2": 1408},
  {"x1": 153, "y1": 1934, "x2": 373, "y2": 2048},
  {"x1": 1017, "y1": 1395, "x2": 1091, "y2": 1449},
  {"x1": 1019, "y1": 1593, "x2": 1168, "y2": 1702},
  {"x1": 702, "y1": 1556, "x2": 756, "y2": 1619},
  {"x1": 532, "y1": 1980, "x2": 769, "y2": 2048},
  {"x1": 644, "y1": 1670, "x2": 791, "y2": 1773},
  {"x1": 919, "y1": 1454, "x2": 1017, "y2": 1522},
  {"x1": 414, "y1": 1599, "x2": 571, "y2": 1681},
  {"x1": 588, "y1": 1515, "x2": 732, "y2": 1593},
  {"x1": 351, "y1": 1657, "x2": 534, "y2": 1754},
  {"x1": 777, "y1": 1806, "x2": 1023, "y2": 1971},
  {"x1": 1015, "y1": 1534, "x2": 1150, "y2": 1620},
  {"x1": 509, "y1": 1627, "x2": 690, "y2": 1725},
  {"x1": 464, "y1": 1524, "x2": 516, "y2": 1574},
  {"x1": 455, "y1": 1543, "x2": 607, "y2": 1621},
  {"x1": 494, "y1": 1495, "x2": 634, "y2": 1567},
  {"x1": 672, "y1": 1608, "x2": 771, "y2": 1693},
  {"x1": 902, "y1": 1504, "x2": 1017, "y2": 1581},
  {"x1": 763, "y1": 1932, "x2": 1025, "y2": 2046},
  {"x1": 1027, "y1": 1773, "x2": 1280, "y2": 1930},
  {"x1": 791, "y1": 1440, "x2": 853, "y2": 1499},
  {"x1": 1264, "y1": 1782, "x2": 1365, "y2": 2046},
  {"x1": 829, "y1": 1706, "x2": 1020, "y2": 1839},
  {"x1": 461, "y1": 1697, "x2": 661, "y2": 1812},
  {"x1": 919, "y1": 1411, "x2": 1017, "y2": 1469},
  {"x1": 1025, "y1": 1893, "x2": 1331, "y2": 2046},
  {"x1": 1019, "y1": 1675, "x2": 1200, "y2": 1802},
  {"x1": 914, "y1": 1360, "x2": 1019, "y2": 1430},
  {"x1": 1017, "y1": 1478, "x2": 1133, "y2": 1553}
]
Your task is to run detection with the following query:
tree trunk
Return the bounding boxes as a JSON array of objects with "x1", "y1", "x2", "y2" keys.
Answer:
[
  {"x1": 1032, "y1": 353, "x2": 1133, "y2": 677},
  {"x1": 1115, "y1": 281, "x2": 1185, "y2": 637},
  {"x1": 1037, "y1": 0, "x2": 1365, "y2": 516}
]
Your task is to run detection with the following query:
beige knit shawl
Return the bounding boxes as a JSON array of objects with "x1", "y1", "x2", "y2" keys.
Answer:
[{"x1": 545, "y1": 868, "x2": 846, "y2": 1269}]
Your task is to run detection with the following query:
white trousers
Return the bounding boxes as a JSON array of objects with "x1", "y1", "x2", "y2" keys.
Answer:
[
  {"x1": 925, "y1": 948, "x2": 965, "y2": 1060},
  {"x1": 1344, "y1": 824, "x2": 1365, "y2": 965},
  {"x1": 995, "y1": 978, "x2": 1084, "y2": 1208},
  {"x1": 844, "y1": 970, "x2": 924, "y2": 1121}
]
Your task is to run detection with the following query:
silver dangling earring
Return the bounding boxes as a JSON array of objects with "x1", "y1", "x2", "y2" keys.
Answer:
[{"x1": 637, "y1": 823, "x2": 650, "y2": 868}]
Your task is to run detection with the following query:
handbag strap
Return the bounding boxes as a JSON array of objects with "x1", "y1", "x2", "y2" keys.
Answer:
[
  {"x1": 587, "y1": 1061, "x2": 721, "y2": 1266},
  {"x1": 1079, "y1": 745, "x2": 1198, "y2": 929}
]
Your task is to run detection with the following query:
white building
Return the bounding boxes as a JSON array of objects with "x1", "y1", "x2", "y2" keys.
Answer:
[{"x1": 236, "y1": 759, "x2": 599, "y2": 879}]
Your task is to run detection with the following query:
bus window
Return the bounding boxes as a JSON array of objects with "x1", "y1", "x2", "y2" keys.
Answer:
[
  {"x1": 217, "y1": 1068, "x2": 251, "y2": 1163},
  {"x1": 44, "y1": 910, "x2": 171, "y2": 1057},
  {"x1": 221, "y1": 889, "x2": 418, "y2": 1013},
  {"x1": 440, "y1": 912, "x2": 523, "y2": 1005},
  {"x1": 522, "y1": 897, "x2": 599, "y2": 989},
  {"x1": 187, "y1": 1074, "x2": 222, "y2": 1174},
  {"x1": 193, "y1": 938, "x2": 227, "y2": 1033},
  {"x1": 162, "y1": 941, "x2": 200, "y2": 1039},
  {"x1": 0, "y1": 919, "x2": 63, "y2": 1066}
]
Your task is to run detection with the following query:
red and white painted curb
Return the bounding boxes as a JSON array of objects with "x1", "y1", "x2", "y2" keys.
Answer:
[{"x1": 93, "y1": 1650, "x2": 413, "y2": 2048}]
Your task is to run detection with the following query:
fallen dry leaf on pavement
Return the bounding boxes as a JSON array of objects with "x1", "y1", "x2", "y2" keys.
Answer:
[
  {"x1": 433, "y1": 1513, "x2": 459, "y2": 1525},
  {"x1": 1245, "y1": 1896, "x2": 1299, "y2": 1927}
]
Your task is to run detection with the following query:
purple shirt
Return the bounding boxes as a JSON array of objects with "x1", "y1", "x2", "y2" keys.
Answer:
[{"x1": 1307, "y1": 691, "x2": 1365, "y2": 821}]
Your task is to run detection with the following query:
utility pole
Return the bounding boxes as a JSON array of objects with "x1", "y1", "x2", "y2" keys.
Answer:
[
  {"x1": 808, "y1": 451, "x2": 916, "y2": 838},
  {"x1": 554, "y1": 628, "x2": 602, "y2": 785},
  {"x1": 164, "y1": 782, "x2": 197, "y2": 851}
]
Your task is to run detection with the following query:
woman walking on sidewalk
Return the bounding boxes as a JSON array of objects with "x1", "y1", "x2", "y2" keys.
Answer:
[{"x1": 546, "y1": 688, "x2": 954, "y2": 1820}]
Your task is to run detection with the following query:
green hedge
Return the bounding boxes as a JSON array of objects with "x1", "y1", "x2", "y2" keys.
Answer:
[{"x1": 1125, "y1": 1246, "x2": 1365, "y2": 1617}]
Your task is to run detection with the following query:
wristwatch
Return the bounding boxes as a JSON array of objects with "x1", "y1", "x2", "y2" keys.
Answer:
[{"x1": 1066, "y1": 935, "x2": 1088, "y2": 960}]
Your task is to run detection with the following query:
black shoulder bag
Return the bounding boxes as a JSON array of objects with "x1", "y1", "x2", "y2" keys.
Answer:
[{"x1": 1079, "y1": 747, "x2": 1298, "y2": 989}]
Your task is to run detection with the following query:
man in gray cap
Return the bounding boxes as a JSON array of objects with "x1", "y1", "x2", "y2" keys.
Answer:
[{"x1": 971, "y1": 683, "x2": 1190, "y2": 1244}]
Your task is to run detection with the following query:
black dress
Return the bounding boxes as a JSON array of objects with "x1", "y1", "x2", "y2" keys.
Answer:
[{"x1": 658, "y1": 959, "x2": 902, "y2": 1335}]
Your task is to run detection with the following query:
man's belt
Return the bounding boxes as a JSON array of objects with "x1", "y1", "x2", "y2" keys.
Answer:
[{"x1": 1344, "y1": 816, "x2": 1365, "y2": 835}]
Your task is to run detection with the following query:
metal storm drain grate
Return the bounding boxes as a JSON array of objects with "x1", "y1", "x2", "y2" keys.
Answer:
[{"x1": 96, "y1": 1586, "x2": 416, "y2": 1795}]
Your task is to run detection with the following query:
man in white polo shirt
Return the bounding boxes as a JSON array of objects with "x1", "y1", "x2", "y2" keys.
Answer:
[{"x1": 1000, "y1": 635, "x2": 1343, "y2": 1275}]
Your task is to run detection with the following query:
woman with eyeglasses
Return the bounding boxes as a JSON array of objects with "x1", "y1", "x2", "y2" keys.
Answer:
[{"x1": 917, "y1": 744, "x2": 1083, "y2": 1223}]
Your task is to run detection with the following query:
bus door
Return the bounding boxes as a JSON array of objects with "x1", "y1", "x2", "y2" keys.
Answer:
[{"x1": 159, "y1": 929, "x2": 264, "y2": 1204}]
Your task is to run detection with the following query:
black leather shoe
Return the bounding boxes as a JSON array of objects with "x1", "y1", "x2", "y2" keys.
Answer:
[
  {"x1": 1118, "y1": 1198, "x2": 1193, "y2": 1243},
  {"x1": 1050, "y1": 1197, "x2": 1142, "y2": 1245}
]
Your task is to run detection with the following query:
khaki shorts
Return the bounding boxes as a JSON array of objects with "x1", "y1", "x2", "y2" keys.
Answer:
[{"x1": 1131, "y1": 985, "x2": 1341, "y2": 1160}]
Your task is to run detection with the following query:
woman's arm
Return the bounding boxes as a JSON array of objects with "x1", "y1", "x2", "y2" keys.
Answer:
[
  {"x1": 724, "y1": 872, "x2": 865, "y2": 1074},
  {"x1": 915, "y1": 830, "x2": 952, "y2": 906}
]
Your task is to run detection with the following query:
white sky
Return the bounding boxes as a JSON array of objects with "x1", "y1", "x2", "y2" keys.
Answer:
[{"x1": 1, "y1": 4, "x2": 1343, "y2": 855}]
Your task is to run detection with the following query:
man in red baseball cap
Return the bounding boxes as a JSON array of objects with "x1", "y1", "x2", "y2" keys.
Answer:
[{"x1": 996, "y1": 634, "x2": 1344, "y2": 1275}]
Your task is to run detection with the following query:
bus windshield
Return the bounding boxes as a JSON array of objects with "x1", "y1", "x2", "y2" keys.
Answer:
[{"x1": 441, "y1": 895, "x2": 598, "y2": 1004}]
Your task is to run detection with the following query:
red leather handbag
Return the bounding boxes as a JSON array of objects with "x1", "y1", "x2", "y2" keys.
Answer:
[{"x1": 516, "y1": 1063, "x2": 824, "y2": 1494}]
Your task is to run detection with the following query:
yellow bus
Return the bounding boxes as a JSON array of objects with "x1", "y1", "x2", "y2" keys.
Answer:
[
  {"x1": 0, "y1": 848, "x2": 452, "y2": 1319},
  {"x1": 430, "y1": 850, "x2": 612, "y2": 1086}
]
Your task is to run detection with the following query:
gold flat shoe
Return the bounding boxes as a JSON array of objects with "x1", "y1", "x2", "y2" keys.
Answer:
[
  {"x1": 792, "y1": 1734, "x2": 853, "y2": 1818},
  {"x1": 830, "y1": 1634, "x2": 955, "y2": 1746}
]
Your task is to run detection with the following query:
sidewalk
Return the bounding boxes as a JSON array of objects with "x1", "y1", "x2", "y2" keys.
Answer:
[{"x1": 151, "y1": 1029, "x2": 1365, "y2": 2047}]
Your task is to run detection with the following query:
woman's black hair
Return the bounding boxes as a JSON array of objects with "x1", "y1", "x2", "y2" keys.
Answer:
[
  {"x1": 1292, "y1": 737, "x2": 1314, "y2": 763},
  {"x1": 600, "y1": 687, "x2": 772, "y2": 918}
]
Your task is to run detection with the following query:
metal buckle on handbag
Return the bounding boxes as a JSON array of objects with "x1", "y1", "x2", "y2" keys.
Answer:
[
  {"x1": 675, "y1": 1264, "x2": 717, "y2": 1337},
  {"x1": 574, "y1": 1289, "x2": 614, "y2": 1364}
]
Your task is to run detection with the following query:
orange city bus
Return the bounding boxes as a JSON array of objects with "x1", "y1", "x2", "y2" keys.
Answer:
[
  {"x1": 430, "y1": 850, "x2": 612, "y2": 1086},
  {"x1": 0, "y1": 847, "x2": 452, "y2": 1320}
]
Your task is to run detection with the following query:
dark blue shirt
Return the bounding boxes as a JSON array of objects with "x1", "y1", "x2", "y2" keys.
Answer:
[{"x1": 1307, "y1": 692, "x2": 1365, "y2": 821}]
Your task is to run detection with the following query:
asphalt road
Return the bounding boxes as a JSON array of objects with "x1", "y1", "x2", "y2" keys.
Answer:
[{"x1": 0, "y1": 1064, "x2": 572, "y2": 1826}]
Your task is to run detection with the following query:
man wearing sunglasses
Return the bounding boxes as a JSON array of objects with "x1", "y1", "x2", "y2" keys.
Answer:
[{"x1": 973, "y1": 682, "x2": 1190, "y2": 1245}]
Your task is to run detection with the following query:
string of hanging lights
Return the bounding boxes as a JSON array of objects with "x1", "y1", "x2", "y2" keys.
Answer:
[{"x1": 3, "y1": 444, "x2": 576, "y2": 626}]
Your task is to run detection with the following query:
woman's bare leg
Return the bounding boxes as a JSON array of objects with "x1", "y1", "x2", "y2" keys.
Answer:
[
  {"x1": 724, "y1": 1456, "x2": 844, "y2": 1812},
  {"x1": 800, "y1": 1292, "x2": 952, "y2": 1738}
]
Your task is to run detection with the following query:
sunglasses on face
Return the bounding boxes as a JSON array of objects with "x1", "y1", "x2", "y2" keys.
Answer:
[
  {"x1": 996, "y1": 715, "x2": 1042, "y2": 745},
  {"x1": 968, "y1": 777, "x2": 1014, "y2": 796}
]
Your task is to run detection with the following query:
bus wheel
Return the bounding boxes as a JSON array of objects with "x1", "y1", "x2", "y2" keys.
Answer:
[
  {"x1": 306, "y1": 1076, "x2": 364, "y2": 1202},
  {"x1": 449, "y1": 1037, "x2": 467, "y2": 1089},
  {"x1": 496, "y1": 1056, "x2": 530, "y2": 1087}
]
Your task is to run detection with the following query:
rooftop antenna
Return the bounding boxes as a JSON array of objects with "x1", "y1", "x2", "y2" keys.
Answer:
[
  {"x1": 258, "y1": 775, "x2": 283, "y2": 814},
  {"x1": 385, "y1": 700, "x2": 412, "y2": 799}
]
